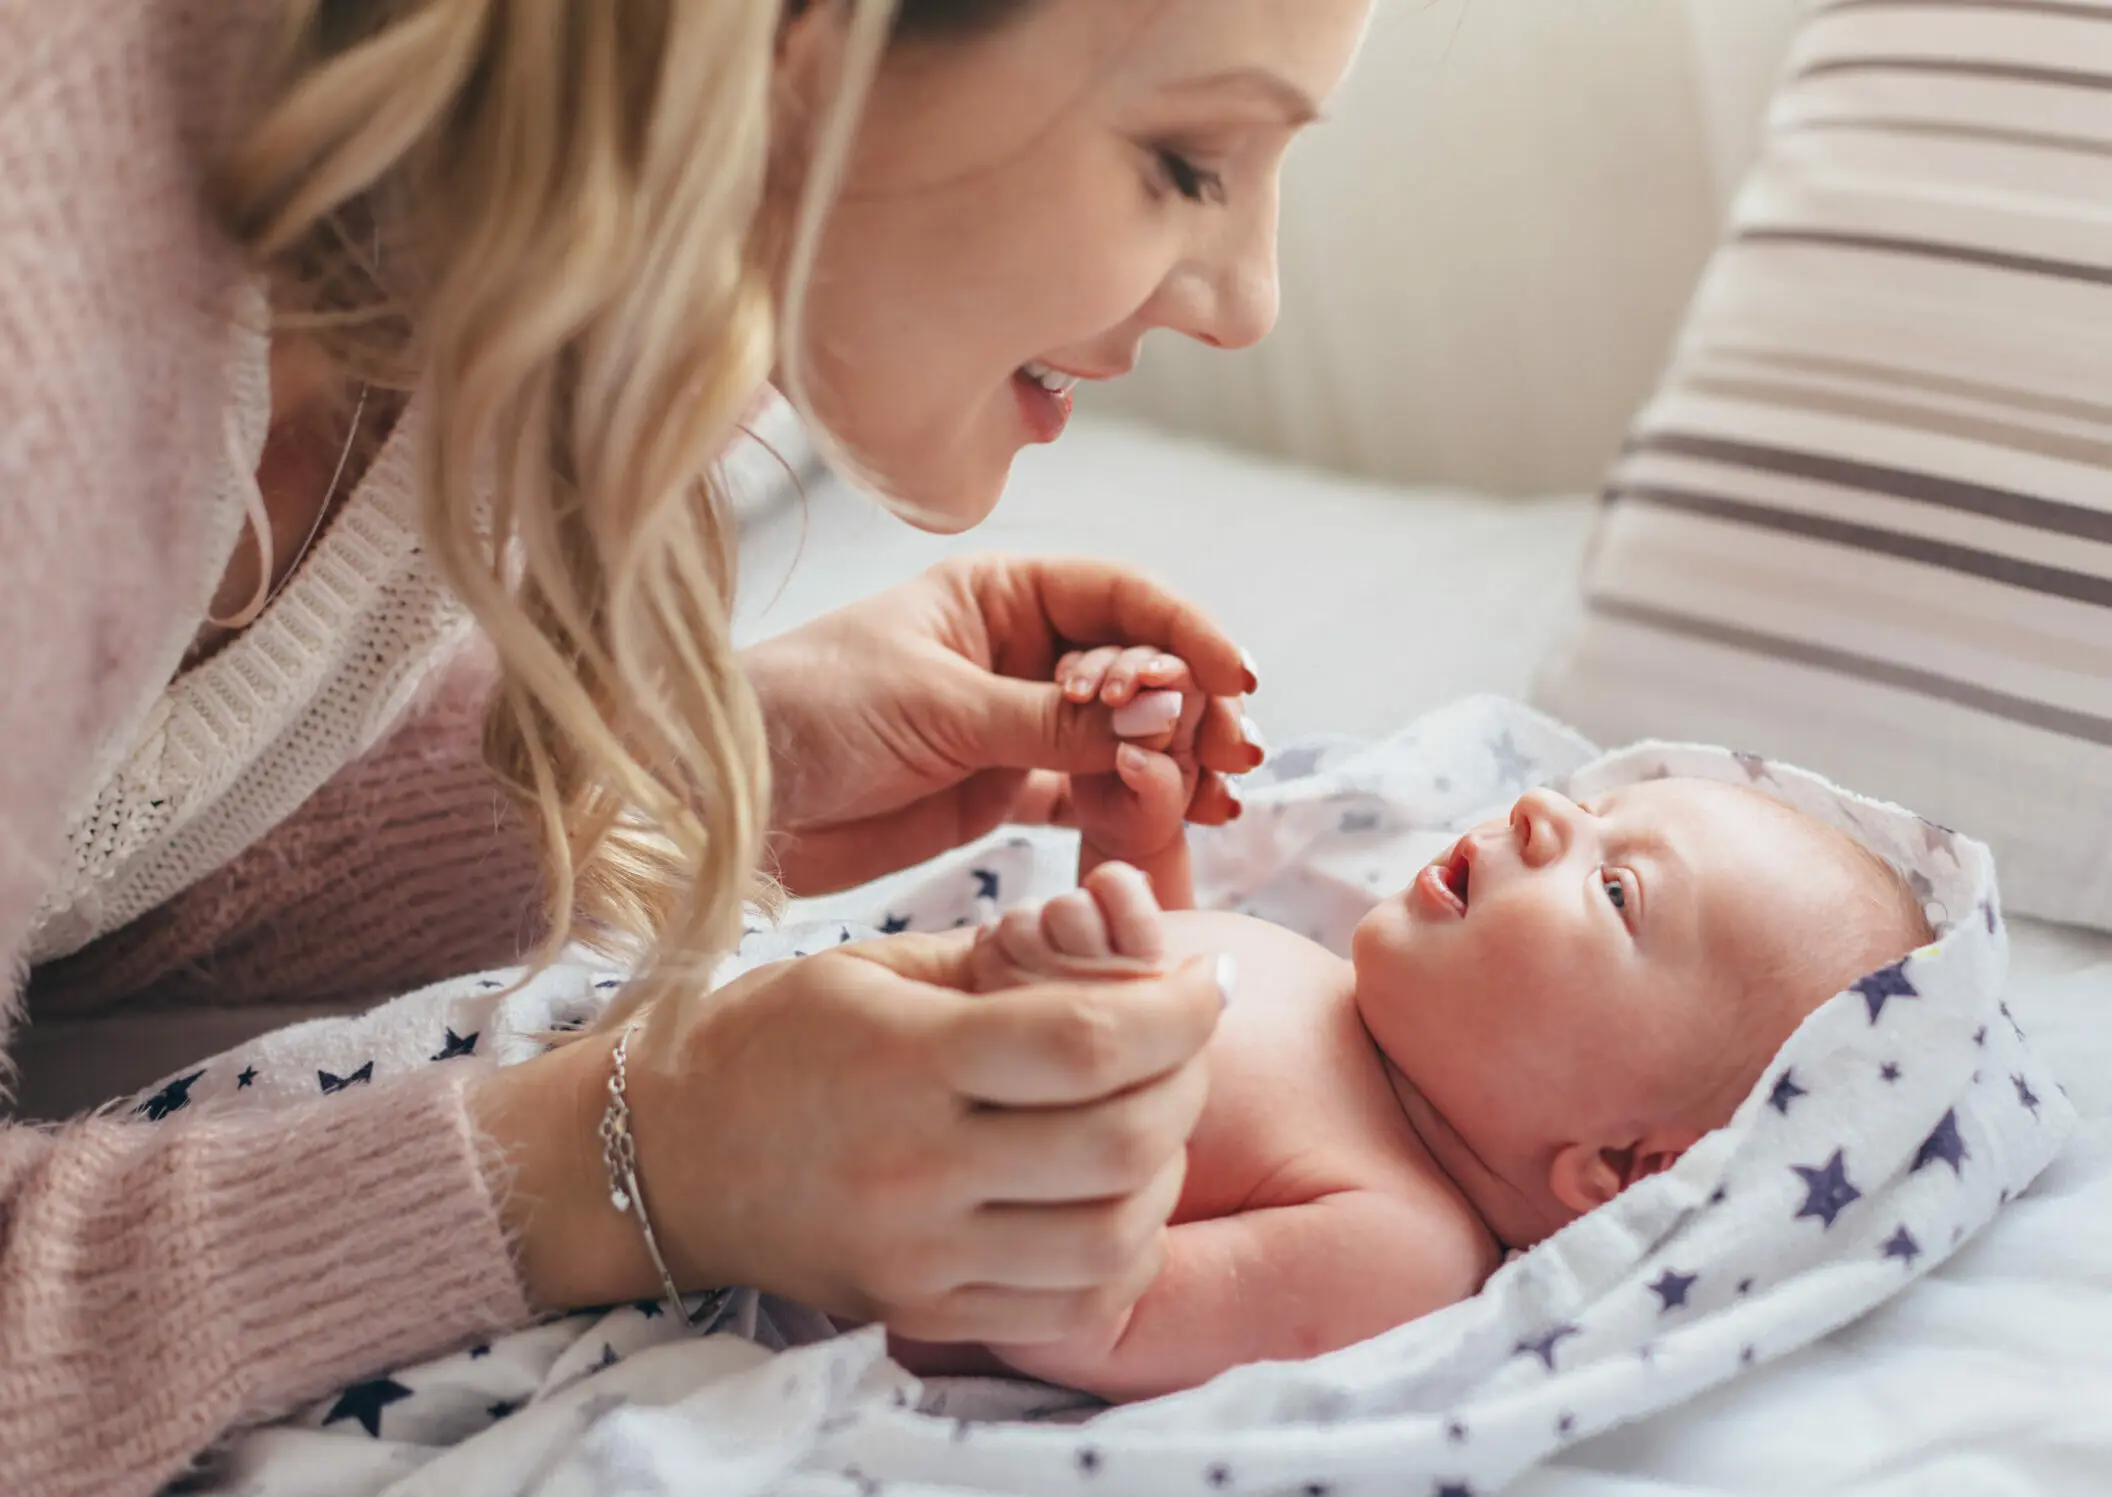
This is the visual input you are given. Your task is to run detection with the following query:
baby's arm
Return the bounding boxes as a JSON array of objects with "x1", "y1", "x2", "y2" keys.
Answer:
[
  {"x1": 987, "y1": 1190, "x2": 1487, "y2": 1403},
  {"x1": 1054, "y1": 649, "x2": 1207, "y2": 911}
]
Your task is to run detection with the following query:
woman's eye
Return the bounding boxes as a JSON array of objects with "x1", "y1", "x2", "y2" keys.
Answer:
[
  {"x1": 1603, "y1": 876, "x2": 1627, "y2": 912},
  {"x1": 1154, "y1": 148, "x2": 1227, "y2": 206}
]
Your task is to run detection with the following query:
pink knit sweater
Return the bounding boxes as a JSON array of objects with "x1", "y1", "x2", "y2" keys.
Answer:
[{"x1": 1, "y1": 4, "x2": 544, "y2": 1492}]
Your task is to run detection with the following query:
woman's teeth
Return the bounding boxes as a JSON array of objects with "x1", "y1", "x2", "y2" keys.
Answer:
[{"x1": 1022, "y1": 360, "x2": 1081, "y2": 396}]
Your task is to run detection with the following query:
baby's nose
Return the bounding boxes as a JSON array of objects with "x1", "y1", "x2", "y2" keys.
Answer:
[{"x1": 1511, "y1": 788, "x2": 1576, "y2": 867}]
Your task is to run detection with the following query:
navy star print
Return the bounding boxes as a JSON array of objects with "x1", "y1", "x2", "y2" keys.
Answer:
[
  {"x1": 2014, "y1": 1074, "x2": 2041, "y2": 1116},
  {"x1": 137, "y1": 1070, "x2": 204, "y2": 1121},
  {"x1": 1436, "y1": 1484, "x2": 1476, "y2": 1497},
  {"x1": 1339, "y1": 810, "x2": 1381, "y2": 834},
  {"x1": 236, "y1": 1066, "x2": 257, "y2": 1089},
  {"x1": 1515, "y1": 1323, "x2": 1582, "y2": 1370},
  {"x1": 431, "y1": 1028, "x2": 479, "y2": 1061},
  {"x1": 972, "y1": 869, "x2": 1001, "y2": 901},
  {"x1": 1206, "y1": 1463, "x2": 1233, "y2": 1488},
  {"x1": 1791, "y1": 1149, "x2": 1861, "y2": 1229},
  {"x1": 1913, "y1": 1110, "x2": 1968, "y2": 1177},
  {"x1": 1648, "y1": 1268, "x2": 1698, "y2": 1312},
  {"x1": 1269, "y1": 746, "x2": 1324, "y2": 781},
  {"x1": 1075, "y1": 1446, "x2": 1101, "y2": 1475},
  {"x1": 1767, "y1": 1069, "x2": 1808, "y2": 1115},
  {"x1": 487, "y1": 1399, "x2": 519, "y2": 1421},
  {"x1": 1852, "y1": 962, "x2": 1918, "y2": 1024},
  {"x1": 1880, "y1": 1061, "x2": 1902, "y2": 1083},
  {"x1": 322, "y1": 1377, "x2": 414, "y2": 1438},
  {"x1": 1882, "y1": 1225, "x2": 1922, "y2": 1267},
  {"x1": 1490, "y1": 732, "x2": 1534, "y2": 783},
  {"x1": 881, "y1": 913, "x2": 911, "y2": 934},
  {"x1": 1731, "y1": 751, "x2": 1771, "y2": 782},
  {"x1": 1445, "y1": 1418, "x2": 1467, "y2": 1444},
  {"x1": 318, "y1": 1062, "x2": 374, "y2": 1094}
]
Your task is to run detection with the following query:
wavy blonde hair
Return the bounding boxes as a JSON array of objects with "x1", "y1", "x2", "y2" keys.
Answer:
[{"x1": 212, "y1": 0, "x2": 1014, "y2": 1013}]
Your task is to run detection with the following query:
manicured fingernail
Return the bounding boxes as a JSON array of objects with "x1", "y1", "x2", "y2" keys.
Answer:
[
  {"x1": 1239, "y1": 648, "x2": 1261, "y2": 693},
  {"x1": 1214, "y1": 954, "x2": 1239, "y2": 1008},
  {"x1": 1066, "y1": 676, "x2": 1096, "y2": 701},
  {"x1": 1112, "y1": 690, "x2": 1182, "y2": 738},
  {"x1": 1241, "y1": 715, "x2": 1268, "y2": 763},
  {"x1": 1152, "y1": 655, "x2": 1183, "y2": 677},
  {"x1": 1116, "y1": 743, "x2": 1151, "y2": 777}
]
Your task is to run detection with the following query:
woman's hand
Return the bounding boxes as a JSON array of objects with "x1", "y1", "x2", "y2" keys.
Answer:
[
  {"x1": 472, "y1": 934, "x2": 1230, "y2": 1344},
  {"x1": 741, "y1": 553, "x2": 1263, "y2": 895}
]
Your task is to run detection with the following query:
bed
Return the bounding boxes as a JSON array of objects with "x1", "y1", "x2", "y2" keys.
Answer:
[{"x1": 733, "y1": 414, "x2": 2112, "y2": 1495}]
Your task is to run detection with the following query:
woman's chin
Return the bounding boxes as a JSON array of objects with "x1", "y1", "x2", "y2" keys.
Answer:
[{"x1": 868, "y1": 459, "x2": 1011, "y2": 535}]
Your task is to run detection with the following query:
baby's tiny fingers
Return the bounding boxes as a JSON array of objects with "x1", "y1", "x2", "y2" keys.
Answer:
[
  {"x1": 1136, "y1": 653, "x2": 1189, "y2": 689},
  {"x1": 1041, "y1": 890, "x2": 1113, "y2": 961},
  {"x1": 1061, "y1": 646, "x2": 1123, "y2": 704},
  {"x1": 997, "y1": 903, "x2": 1060, "y2": 971},
  {"x1": 1082, "y1": 862, "x2": 1167, "y2": 965},
  {"x1": 1100, "y1": 646, "x2": 1165, "y2": 708}
]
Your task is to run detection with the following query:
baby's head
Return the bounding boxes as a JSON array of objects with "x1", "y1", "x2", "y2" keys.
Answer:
[{"x1": 1350, "y1": 777, "x2": 1932, "y2": 1250}]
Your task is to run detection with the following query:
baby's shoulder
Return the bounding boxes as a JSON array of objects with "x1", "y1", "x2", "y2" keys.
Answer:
[{"x1": 1156, "y1": 909, "x2": 1350, "y2": 1011}]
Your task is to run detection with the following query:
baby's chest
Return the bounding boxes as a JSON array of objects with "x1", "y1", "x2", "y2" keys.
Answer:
[{"x1": 1155, "y1": 914, "x2": 1414, "y2": 1221}]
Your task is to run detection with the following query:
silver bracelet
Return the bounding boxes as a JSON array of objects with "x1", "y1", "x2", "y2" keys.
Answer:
[{"x1": 598, "y1": 1024, "x2": 727, "y2": 1329}]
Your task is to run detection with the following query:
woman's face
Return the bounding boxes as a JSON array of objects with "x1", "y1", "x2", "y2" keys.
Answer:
[{"x1": 784, "y1": 0, "x2": 1372, "y2": 530}]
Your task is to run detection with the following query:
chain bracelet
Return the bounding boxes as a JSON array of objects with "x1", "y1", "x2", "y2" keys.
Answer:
[{"x1": 598, "y1": 1024, "x2": 727, "y2": 1329}]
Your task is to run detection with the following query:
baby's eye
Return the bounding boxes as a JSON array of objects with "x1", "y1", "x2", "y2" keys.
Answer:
[{"x1": 1602, "y1": 876, "x2": 1627, "y2": 911}]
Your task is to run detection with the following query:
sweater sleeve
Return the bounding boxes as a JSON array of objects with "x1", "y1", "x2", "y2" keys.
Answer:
[{"x1": 0, "y1": 1065, "x2": 531, "y2": 1497}]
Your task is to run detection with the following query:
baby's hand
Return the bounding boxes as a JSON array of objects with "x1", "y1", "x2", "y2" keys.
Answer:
[
  {"x1": 971, "y1": 861, "x2": 1168, "y2": 993},
  {"x1": 1055, "y1": 647, "x2": 1208, "y2": 866}
]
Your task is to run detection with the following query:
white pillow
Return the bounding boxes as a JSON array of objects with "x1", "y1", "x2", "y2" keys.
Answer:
[{"x1": 1535, "y1": 0, "x2": 2112, "y2": 929}]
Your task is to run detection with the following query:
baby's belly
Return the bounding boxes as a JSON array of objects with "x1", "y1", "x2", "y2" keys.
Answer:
[{"x1": 1150, "y1": 911, "x2": 1407, "y2": 1223}]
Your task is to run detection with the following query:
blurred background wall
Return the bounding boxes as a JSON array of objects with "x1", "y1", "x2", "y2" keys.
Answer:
[{"x1": 1085, "y1": 0, "x2": 1803, "y2": 495}]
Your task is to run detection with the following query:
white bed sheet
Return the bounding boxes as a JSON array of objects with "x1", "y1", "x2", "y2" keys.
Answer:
[{"x1": 741, "y1": 417, "x2": 2112, "y2": 1495}]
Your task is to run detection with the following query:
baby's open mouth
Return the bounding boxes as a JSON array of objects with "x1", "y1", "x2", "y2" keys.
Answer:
[
  {"x1": 1416, "y1": 837, "x2": 1472, "y2": 918},
  {"x1": 1442, "y1": 840, "x2": 1471, "y2": 910}
]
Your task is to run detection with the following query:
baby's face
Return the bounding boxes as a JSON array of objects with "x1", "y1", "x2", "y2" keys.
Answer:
[{"x1": 1350, "y1": 778, "x2": 1917, "y2": 1243}]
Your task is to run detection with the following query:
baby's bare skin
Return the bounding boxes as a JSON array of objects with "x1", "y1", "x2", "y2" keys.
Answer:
[
  {"x1": 891, "y1": 665, "x2": 1928, "y2": 1403},
  {"x1": 891, "y1": 872, "x2": 1499, "y2": 1402}
]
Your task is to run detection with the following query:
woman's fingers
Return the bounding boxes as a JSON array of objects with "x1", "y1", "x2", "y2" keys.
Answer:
[
  {"x1": 959, "y1": 554, "x2": 1254, "y2": 700},
  {"x1": 959, "y1": 1153, "x2": 1188, "y2": 1291},
  {"x1": 893, "y1": 1263, "x2": 1162, "y2": 1347},
  {"x1": 936, "y1": 955, "x2": 1232, "y2": 1107},
  {"x1": 1186, "y1": 770, "x2": 1245, "y2": 826},
  {"x1": 1196, "y1": 695, "x2": 1264, "y2": 776},
  {"x1": 963, "y1": 1056, "x2": 1204, "y2": 1205}
]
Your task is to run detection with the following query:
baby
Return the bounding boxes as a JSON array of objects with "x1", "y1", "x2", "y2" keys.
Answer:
[{"x1": 892, "y1": 661, "x2": 1932, "y2": 1402}]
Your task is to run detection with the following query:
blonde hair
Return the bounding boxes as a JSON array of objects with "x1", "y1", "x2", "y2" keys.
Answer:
[{"x1": 212, "y1": 0, "x2": 922, "y2": 1018}]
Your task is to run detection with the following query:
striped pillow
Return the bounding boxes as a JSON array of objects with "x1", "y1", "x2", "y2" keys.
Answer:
[{"x1": 1534, "y1": 0, "x2": 2112, "y2": 928}]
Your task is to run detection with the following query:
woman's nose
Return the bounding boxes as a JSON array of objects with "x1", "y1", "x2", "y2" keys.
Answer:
[
  {"x1": 1511, "y1": 788, "x2": 1578, "y2": 869},
  {"x1": 1144, "y1": 202, "x2": 1282, "y2": 351}
]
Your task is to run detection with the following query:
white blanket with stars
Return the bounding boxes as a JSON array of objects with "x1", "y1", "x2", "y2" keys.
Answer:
[{"x1": 164, "y1": 697, "x2": 2075, "y2": 1497}]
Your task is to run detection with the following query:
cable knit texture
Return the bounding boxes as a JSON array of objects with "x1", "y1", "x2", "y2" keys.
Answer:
[{"x1": 1, "y1": 2, "x2": 540, "y2": 1492}]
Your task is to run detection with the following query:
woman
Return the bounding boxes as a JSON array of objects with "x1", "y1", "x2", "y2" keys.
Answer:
[{"x1": 0, "y1": 0, "x2": 1369, "y2": 1490}]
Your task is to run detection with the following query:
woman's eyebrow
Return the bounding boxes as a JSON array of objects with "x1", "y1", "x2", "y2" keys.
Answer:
[{"x1": 1165, "y1": 66, "x2": 1324, "y2": 127}]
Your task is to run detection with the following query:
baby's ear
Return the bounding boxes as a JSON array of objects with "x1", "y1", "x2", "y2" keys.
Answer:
[{"x1": 1549, "y1": 1130, "x2": 1701, "y2": 1217}]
